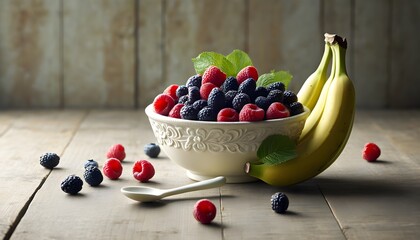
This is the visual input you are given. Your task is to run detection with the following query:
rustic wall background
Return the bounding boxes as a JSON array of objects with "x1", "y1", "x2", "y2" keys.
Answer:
[{"x1": 0, "y1": 0, "x2": 419, "y2": 109}]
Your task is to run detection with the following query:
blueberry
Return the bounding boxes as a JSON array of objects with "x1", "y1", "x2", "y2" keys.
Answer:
[
  {"x1": 267, "y1": 90, "x2": 284, "y2": 103},
  {"x1": 192, "y1": 99, "x2": 208, "y2": 111},
  {"x1": 238, "y1": 78, "x2": 256, "y2": 98},
  {"x1": 198, "y1": 106, "x2": 217, "y2": 121},
  {"x1": 271, "y1": 192, "x2": 289, "y2": 214},
  {"x1": 283, "y1": 90, "x2": 298, "y2": 105},
  {"x1": 254, "y1": 86, "x2": 269, "y2": 98},
  {"x1": 176, "y1": 85, "x2": 188, "y2": 98},
  {"x1": 61, "y1": 175, "x2": 83, "y2": 195},
  {"x1": 39, "y1": 152, "x2": 60, "y2": 169},
  {"x1": 232, "y1": 93, "x2": 251, "y2": 112},
  {"x1": 180, "y1": 105, "x2": 199, "y2": 120},
  {"x1": 224, "y1": 90, "x2": 238, "y2": 108},
  {"x1": 267, "y1": 82, "x2": 285, "y2": 92},
  {"x1": 186, "y1": 75, "x2": 202, "y2": 88},
  {"x1": 178, "y1": 95, "x2": 189, "y2": 105},
  {"x1": 207, "y1": 88, "x2": 226, "y2": 112},
  {"x1": 144, "y1": 143, "x2": 161, "y2": 158},
  {"x1": 84, "y1": 159, "x2": 98, "y2": 170},
  {"x1": 255, "y1": 96, "x2": 271, "y2": 111},
  {"x1": 222, "y1": 76, "x2": 239, "y2": 93},
  {"x1": 288, "y1": 101, "x2": 304, "y2": 116},
  {"x1": 83, "y1": 167, "x2": 103, "y2": 186},
  {"x1": 187, "y1": 86, "x2": 201, "y2": 105}
]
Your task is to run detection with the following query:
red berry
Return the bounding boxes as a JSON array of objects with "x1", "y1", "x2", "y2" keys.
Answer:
[
  {"x1": 202, "y1": 66, "x2": 226, "y2": 87},
  {"x1": 217, "y1": 108, "x2": 239, "y2": 122},
  {"x1": 163, "y1": 84, "x2": 179, "y2": 101},
  {"x1": 236, "y1": 66, "x2": 259, "y2": 84},
  {"x1": 239, "y1": 104, "x2": 265, "y2": 122},
  {"x1": 362, "y1": 142, "x2": 381, "y2": 162},
  {"x1": 169, "y1": 103, "x2": 184, "y2": 118},
  {"x1": 193, "y1": 199, "x2": 217, "y2": 224},
  {"x1": 132, "y1": 160, "x2": 155, "y2": 182},
  {"x1": 153, "y1": 94, "x2": 176, "y2": 116},
  {"x1": 200, "y1": 82, "x2": 218, "y2": 100},
  {"x1": 106, "y1": 144, "x2": 126, "y2": 162},
  {"x1": 103, "y1": 158, "x2": 123, "y2": 180},
  {"x1": 266, "y1": 102, "x2": 290, "y2": 120}
]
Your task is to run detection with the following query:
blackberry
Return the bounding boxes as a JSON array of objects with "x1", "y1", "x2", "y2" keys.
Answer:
[
  {"x1": 267, "y1": 82, "x2": 286, "y2": 92},
  {"x1": 207, "y1": 88, "x2": 226, "y2": 112},
  {"x1": 61, "y1": 175, "x2": 83, "y2": 195},
  {"x1": 255, "y1": 96, "x2": 271, "y2": 111},
  {"x1": 192, "y1": 99, "x2": 208, "y2": 111},
  {"x1": 254, "y1": 86, "x2": 269, "y2": 98},
  {"x1": 283, "y1": 90, "x2": 298, "y2": 105},
  {"x1": 144, "y1": 143, "x2": 161, "y2": 158},
  {"x1": 198, "y1": 106, "x2": 217, "y2": 121},
  {"x1": 83, "y1": 167, "x2": 103, "y2": 186},
  {"x1": 267, "y1": 90, "x2": 284, "y2": 103},
  {"x1": 84, "y1": 159, "x2": 98, "y2": 169},
  {"x1": 176, "y1": 85, "x2": 188, "y2": 98},
  {"x1": 271, "y1": 192, "x2": 289, "y2": 214},
  {"x1": 180, "y1": 105, "x2": 199, "y2": 120},
  {"x1": 186, "y1": 75, "x2": 202, "y2": 88},
  {"x1": 225, "y1": 90, "x2": 238, "y2": 108},
  {"x1": 232, "y1": 93, "x2": 251, "y2": 112},
  {"x1": 39, "y1": 152, "x2": 60, "y2": 169},
  {"x1": 288, "y1": 101, "x2": 304, "y2": 116},
  {"x1": 178, "y1": 95, "x2": 189, "y2": 105},
  {"x1": 187, "y1": 86, "x2": 201, "y2": 105},
  {"x1": 238, "y1": 78, "x2": 256, "y2": 98},
  {"x1": 222, "y1": 76, "x2": 239, "y2": 93}
]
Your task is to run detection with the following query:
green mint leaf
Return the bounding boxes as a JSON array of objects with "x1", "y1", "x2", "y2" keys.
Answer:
[
  {"x1": 192, "y1": 52, "x2": 236, "y2": 76},
  {"x1": 256, "y1": 70, "x2": 293, "y2": 89},
  {"x1": 257, "y1": 134, "x2": 297, "y2": 165},
  {"x1": 226, "y1": 49, "x2": 253, "y2": 75}
]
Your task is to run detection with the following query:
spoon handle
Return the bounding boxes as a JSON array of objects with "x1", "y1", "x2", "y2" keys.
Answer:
[{"x1": 162, "y1": 176, "x2": 226, "y2": 198}]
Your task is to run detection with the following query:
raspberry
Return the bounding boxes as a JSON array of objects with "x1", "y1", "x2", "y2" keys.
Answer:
[
  {"x1": 271, "y1": 192, "x2": 289, "y2": 213},
  {"x1": 232, "y1": 93, "x2": 251, "y2": 112},
  {"x1": 255, "y1": 96, "x2": 271, "y2": 111},
  {"x1": 288, "y1": 101, "x2": 304, "y2": 116},
  {"x1": 176, "y1": 85, "x2": 188, "y2": 98},
  {"x1": 224, "y1": 90, "x2": 238, "y2": 108},
  {"x1": 192, "y1": 99, "x2": 208, "y2": 111},
  {"x1": 163, "y1": 84, "x2": 179, "y2": 101},
  {"x1": 103, "y1": 158, "x2": 123, "y2": 180},
  {"x1": 283, "y1": 90, "x2": 298, "y2": 105},
  {"x1": 266, "y1": 102, "x2": 290, "y2": 120},
  {"x1": 221, "y1": 76, "x2": 239, "y2": 93},
  {"x1": 132, "y1": 160, "x2": 155, "y2": 182},
  {"x1": 217, "y1": 108, "x2": 239, "y2": 122},
  {"x1": 267, "y1": 82, "x2": 286, "y2": 92},
  {"x1": 61, "y1": 175, "x2": 83, "y2": 195},
  {"x1": 106, "y1": 144, "x2": 126, "y2": 162},
  {"x1": 187, "y1": 86, "x2": 201, "y2": 105},
  {"x1": 186, "y1": 74, "x2": 202, "y2": 88},
  {"x1": 193, "y1": 199, "x2": 217, "y2": 224},
  {"x1": 362, "y1": 142, "x2": 381, "y2": 162},
  {"x1": 200, "y1": 82, "x2": 218, "y2": 100},
  {"x1": 239, "y1": 104, "x2": 265, "y2": 122},
  {"x1": 180, "y1": 105, "x2": 199, "y2": 120},
  {"x1": 236, "y1": 66, "x2": 258, "y2": 84},
  {"x1": 169, "y1": 103, "x2": 184, "y2": 118},
  {"x1": 153, "y1": 94, "x2": 176, "y2": 116},
  {"x1": 255, "y1": 86, "x2": 269, "y2": 98},
  {"x1": 267, "y1": 90, "x2": 284, "y2": 103},
  {"x1": 84, "y1": 159, "x2": 98, "y2": 169},
  {"x1": 207, "y1": 88, "x2": 226, "y2": 112},
  {"x1": 238, "y1": 78, "x2": 257, "y2": 100},
  {"x1": 39, "y1": 152, "x2": 60, "y2": 169},
  {"x1": 202, "y1": 66, "x2": 226, "y2": 87},
  {"x1": 83, "y1": 167, "x2": 103, "y2": 187},
  {"x1": 198, "y1": 106, "x2": 217, "y2": 121},
  {"x1": 144, "y1": 143, "x2": 161, "y2": 158}
]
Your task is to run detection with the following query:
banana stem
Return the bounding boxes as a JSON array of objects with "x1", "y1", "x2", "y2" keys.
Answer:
[
  {"x1": 325, "y1": 33, "x2": 348, "y2": 76},
  {"x1": 316, "y1": 43, "x2": 332, "y2": 75}
]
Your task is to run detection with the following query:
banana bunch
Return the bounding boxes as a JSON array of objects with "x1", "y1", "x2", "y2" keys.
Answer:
[{"x1": 245, "y1": 33, "x2": 355, "y2": 187}]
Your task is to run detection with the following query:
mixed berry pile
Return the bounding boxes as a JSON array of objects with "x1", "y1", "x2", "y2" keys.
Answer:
[{"x1": 152, "y1": 66, "x2": 304, "y2": 122}]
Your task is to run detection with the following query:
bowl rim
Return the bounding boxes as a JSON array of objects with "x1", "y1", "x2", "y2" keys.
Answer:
[{"x1": 145, "y1": 104, "x2": 310, "y2": 126}]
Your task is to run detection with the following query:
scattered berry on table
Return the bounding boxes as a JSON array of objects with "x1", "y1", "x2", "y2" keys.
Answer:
[
  {"x1": 202, "y1": 65, "x2": 226, "y2": 87},
  {"x1": 221, "y1": 76, "x2": 239, "y2": 93},
  {"x1": 271, "y1": 192, "x2": 289, "y2": 214},
  {"x1": 39, "y1": 152, "x2": 60, "y2": 169},
  {"x1": 176, "y1": 85, "x2": 189, "y2": 98},
  {"x1": 239, "y1": 104, "x2": 265, "y2": 122},
  {"x1": 362, "y1": 142, "x2": 381, "y2": 162},
  {"x1": 267, "y1": 89, "x2": 284, "y2": 103},
  {"x1": 255, "y1": 96, "x2": 271, "y2": 111},
  {"x1": 132, "y1": 160, "x2": 155, "y2": 182},
  {"x1": 236, "y1": 66, "x2": 259, "y2": 84},
  {"x1": 217, "y1": 108, "x2": 239, "y2": 122},
  {"x1": 192, "y1": 99, "x2": 208, "y2": 112},
  {"x1": 61, "y1": 175, "x2": 83, "y2": 195},
  {"x1": 144, "y1": 143, "x2": 161, "y2": 158},
  {"x1": 180, "y1": 105, "x2": 199, "y2": 120},
  {"x1": 106, "y1": 144, "x2": 126, "y2": 162},
  {"x1": 186, "y1": 74, "x2": 202, "y2": 88},
  {"x1": 232, "y1": 93, "x2": 251, "y2": 112},
  {"x1": 198, "y1": 106, "x2": 217, "y2": 121},
  {"x1": 238, "y1": 78, "x2": 257, "y2": 99},
  {"x1": 282, "y1": 90, "x2": 298, "y2": 105},
  {"x1": 84, "y1": 159, "x2": 98, "y2": 169},
  {"x1": 200, "y1": 82, "x2": 218, "y2": 100},
  {"x1": 193, "y1": 199, "x2": 217, "y2": 224},
  {"x1": 163, "y1": 84, "x2": 179, "y2": 101},
  {"x1": 84, "y1": 167, "x2": 103, "y2": 187},
  {"x1": 187, "y1": 86, "x2": 201, "y2": 105},
  {"x1": 266, "y1": 102, "x2": 290, "y2": 120},
  {"x1": 288, "y1": 101, "x2": 304, "y2": 116},
  {"x1": 153, "y1": 93, "x2": 176, "y2": 116},
  {"x1": 267, "y1": 82, "x2": 286, "y2": 92},
  {"x1": 103, "y1": 158, "x2": 123, "y2": 180},
  {"x1": 169, "y1": 103, "x2": 185, "y2": 119},
  {"x1": 207, "y1": 88, "x2": 226, "y2": 112}
]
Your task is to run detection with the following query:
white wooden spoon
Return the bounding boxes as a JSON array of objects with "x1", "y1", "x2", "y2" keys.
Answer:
[{"x1": 121, "y1": 176, "x2": 226, "y2": 202}]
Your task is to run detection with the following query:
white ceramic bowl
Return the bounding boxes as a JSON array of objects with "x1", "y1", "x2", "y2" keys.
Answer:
[{"x1": 145, "y1": 105, "x2": 310, "y2": 183}]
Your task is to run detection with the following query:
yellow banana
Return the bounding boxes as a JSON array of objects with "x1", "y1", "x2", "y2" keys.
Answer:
[
  {"x1": 297, "y1": 42, "x2": 332, "y2": 111},
  {"x1": 245, "y1": 34, "x2": 355, "y2": 187}
]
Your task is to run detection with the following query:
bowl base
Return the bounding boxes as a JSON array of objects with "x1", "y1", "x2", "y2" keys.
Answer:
[{"x1": 186, "y1": 171, "x2": 258, "y2": 184}]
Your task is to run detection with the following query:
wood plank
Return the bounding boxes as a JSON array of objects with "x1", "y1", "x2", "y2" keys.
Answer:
[
  {"x1": 0, "y1": 111, "x2": 21, "y2": 136},
  {"x1": 0, "y1": 0, "x2": 60, "y2": 108},
  {"x1": 164, "y1": 0, "x2": 247, "y2": 88},
  {"x1": 12, "y1": 110, "x2": 223, "y2": 239},
  {"x1": 0, "y1": 110, "x2": 86, "y2": 239},
  {"x1": 62, "y1": 0, "x2": 136, "y2": 108},
  {"x1": 390, "y1": 1, "x2": 420, "y2": 108},
  {"x1": 316, "y1": 110, "x2": 420, "y2": 239},
  {"x1": 249, "y1": 0, "x2": 322, "y2": 93},
  {"x1": 138, "y1": 0, "x2": 164, "y2": 108}
]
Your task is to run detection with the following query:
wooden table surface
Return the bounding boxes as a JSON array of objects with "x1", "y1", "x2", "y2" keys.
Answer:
[{"x1": 1, "y1": 109, "x2": 419, "y2": 240}]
